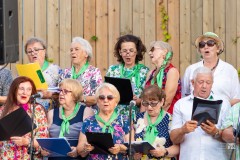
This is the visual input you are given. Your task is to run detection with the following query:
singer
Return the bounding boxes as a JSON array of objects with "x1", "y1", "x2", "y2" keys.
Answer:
[
  {"x1": 77, "y1": 83, "x2": 131, "y2": 160},
  {"x1": 222, "y1": 102, "x2": 240, "y2": 159},
  {"x1": 134, "y1": 85, "x2": 179, "y2": 160},
  {"x1": 0, "y1": 76, "x2": 48, "y2": 160}
]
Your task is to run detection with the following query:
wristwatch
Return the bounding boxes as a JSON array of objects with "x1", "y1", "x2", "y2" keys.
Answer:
[{"x1": 213, "y1": 129, "x2": 220, "y2": 139}]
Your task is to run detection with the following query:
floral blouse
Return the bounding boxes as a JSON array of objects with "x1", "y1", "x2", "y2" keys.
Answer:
[
  {"x1": 134, "y1": 112, "x2": 173, "y2": 160},
  {"x1": 36, "y1": 63, "x2": 62, "y2": 110},
  {"x1": 81, "y1": 114, "x2": 130, "y2": 160},
  {"x1": 59, "y1": 65, "x2": 103, "y2": 96},
  {"x1": 0, "y1": 68, "x2": 13, "y2": 96},
  {"x1": 0, "y1": 104, "x2": 49, "y2": 160},
  {"x1": 106, "y1": 64, "x2": 149, "y2": 120}
]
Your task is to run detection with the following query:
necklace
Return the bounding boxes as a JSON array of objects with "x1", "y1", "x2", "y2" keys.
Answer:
[{"x1": 203, "y1": 58, "x2": 219, "y2": 71}]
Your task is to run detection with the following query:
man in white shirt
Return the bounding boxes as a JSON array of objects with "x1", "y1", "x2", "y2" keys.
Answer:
[{"x1": 170, "y1": 66, "x2": 230, "y2": 160}]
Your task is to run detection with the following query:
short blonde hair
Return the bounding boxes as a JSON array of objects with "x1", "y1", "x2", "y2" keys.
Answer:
[
  {"x1": 95, "y1": 83, "x2": 120, "y2": 104},
  {"x1": 59, "y1": 78, "x2": 83, "y2": 102}
]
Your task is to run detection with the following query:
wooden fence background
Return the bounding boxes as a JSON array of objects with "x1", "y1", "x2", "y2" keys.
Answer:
[{"x1": 7, "y1": 0, "x2": 240, "y2": 78}]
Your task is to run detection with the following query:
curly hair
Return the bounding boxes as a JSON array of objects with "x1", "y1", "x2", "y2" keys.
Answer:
[{"x1": 113, "y1": 34, "x2": 146, "y2": 63}]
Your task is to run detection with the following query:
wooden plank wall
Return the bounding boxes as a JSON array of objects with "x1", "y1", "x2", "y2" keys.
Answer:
[{"x1": 8, "y1": 0, "x2": 240, "y2": 78}]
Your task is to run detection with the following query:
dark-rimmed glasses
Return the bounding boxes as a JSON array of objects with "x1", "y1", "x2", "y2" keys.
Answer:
[
  {"x1": 199, "y1": 40, "x2": 216, "y2": 48},
  {"x1": 59, "y1": 89, "x2": 72, "y2": 95},
  {"x1": 98, "y1": 95, "x2": 114, "y2": 101},
  {"x1": 120, "y1": 48, "x2": 136, "y2": 55},
  {"x1": 141, "y1": 101, "x2": 159, "y2": 107},
  {"x1": 149, "y1": 47, "x2": 161, "y2": 52},
  {"x1": 26, "y1": 48, "x2": 45, "y2": 55}
]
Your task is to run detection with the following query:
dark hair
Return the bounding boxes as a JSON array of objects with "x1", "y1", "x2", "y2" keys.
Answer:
[
  {"x1": 141, "y1": 85, "x2": 166, "y2": 105},
  {"x1": 114, "y1": 34, "x2": 146, "y2": 63},
  {"x1": 0, "y1": 76, "x2": 37, "y2": 118}
]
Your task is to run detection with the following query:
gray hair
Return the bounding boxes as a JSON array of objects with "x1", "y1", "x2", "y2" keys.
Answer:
[
  {"x1": 192, "y1": 67, "x2": 213, "y2": 81},
  {"x1": 24, "y1": 37, "x2": 48, "y2": 59},
  {"x1": 150, "y1": 41, "x2": 173, "y2": 53},
  {"x1": 95, "y1": 83, "x2": 120, "y2": 104},
  {"x1": 72, "y1": 37, "x2": 93, "y2": 62}
]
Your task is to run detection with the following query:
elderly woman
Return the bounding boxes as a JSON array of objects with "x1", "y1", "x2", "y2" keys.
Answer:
[
  {"x1": 134, "y1": 85, "x2": 179, "y2": 160},
  {"x1": 77, "y1": 83, "x2": 130, "y2": 160},
  {"x1": 0, "y1": 76, "x2": 48, "y2": 159},
  {"x1": 41, "y1": 78, "x2": 94, "y2": 159},
  {"x1": 25, "y1": 37, "x2": 62, "y2": 110},
  {"x1": 106, "y1": 34, "x2": 149, "y2": 119},
  {"x1": 182, "y1": 32, "x2": 240, "y2": 106},
  {"x1": 145, "y1": 41, "x2": 181, "y2": 114},
  {"x1": 59, "y1": 37, "x2": 103, "y2": 107},
  {"x1": 0, "y1": 67, "x2": 13, "y2": 105}
]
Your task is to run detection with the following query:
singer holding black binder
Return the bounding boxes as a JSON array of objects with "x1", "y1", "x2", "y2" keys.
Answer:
[
  {"x1": 77, "y1": 83, "x2": 131, "y2": 160},
  {"x1": 106, "y1": 34, "x2": 149, "y2": 120},
  {"x1": 222, "y1": 102, "x2": 240, "y2": 160},
  {"x1": 0, "y1": 76, "x2": 48, "y2": 160},
  {"x1": 134, "y1": 85, "x2": 179, "y2": 160}
]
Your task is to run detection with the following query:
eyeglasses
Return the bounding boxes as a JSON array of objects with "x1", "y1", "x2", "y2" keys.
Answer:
[
  {"x1": 199, "y1": 40, "x2": 216, "y2": 48},
  {"x1": 120, "y1": 48, "x2": 136, "y2": 55},
  {"x1": 26, "y1": 48, "x2": 45, "y2": 55},
  {"x1": 149, "y1": 47, "x2": 161, "y2": 52},
  {"x1": 141, "y1": 101, "x2": 159, "y2": 107},
  {"x1": 98, "y1": 95, "x2": 114, "y2": 101},
  {"x1": 59, "y1": 89, "x2": 72, "y2": 95}
]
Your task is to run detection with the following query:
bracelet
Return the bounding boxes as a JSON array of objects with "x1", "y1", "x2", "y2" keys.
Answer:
[{"x1": 213, "y1": 129, "x2": 220, "y2": 139}]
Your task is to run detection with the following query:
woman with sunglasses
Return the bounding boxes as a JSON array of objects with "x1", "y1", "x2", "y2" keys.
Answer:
[
  {"x1": 106, "y1": 34, "x2": 149, "y2": 120},
  {"x1": 77, "y1": 83, "x2": 130, "y2": 160},
  {"x1": 133, "y1": 85, "x2": 179, "y2": 160},
  {"x1": 59, "y1": 37, "x2": 103, "y2": 108},
  {"x1": 0, "y1": 76, "x2": 48, "y2": 160},
  {"x1": 145, "y1": 41, "x2": 181, "y2": 114},
  {"x1": 25, "y1": 37, "x2": 62, "y2": 111},
  {"x1": 182, "y1": 32, "x2": 240, "y2": 106},
  {"x1": 41, "y1": 78, "x2": 94, "y2": 159}
]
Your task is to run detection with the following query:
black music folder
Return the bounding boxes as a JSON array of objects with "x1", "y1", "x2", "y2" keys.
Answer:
[
  {"x1": 85, "y1": 132, "x2": 114, "y2": 155},
  {"x1": 191, "y1": 97, "x2": 223, "y2": 126},
  {"x1": 124, "y1": 141, "x2": 155, "y2": 154},
  {"x1": 37, "y1": 138, "x2": 78, "y2": 157},
  {"x1": 0, "y1": 107, "x2": 36, "y2": 141},
  {"x1": 104, "y1": 76, "x2": 134, "y2": 105}
]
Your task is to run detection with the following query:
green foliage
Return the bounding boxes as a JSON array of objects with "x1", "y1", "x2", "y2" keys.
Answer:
[
  {"x1": 91, "y1": 35, "x2": 98, "y2": 41},
  {"x1": 47, "y1": 58, "x2": 53, "y2": 63},
  {"x1": 160, "y1": 5, "x2": 171, "y2": 42}
]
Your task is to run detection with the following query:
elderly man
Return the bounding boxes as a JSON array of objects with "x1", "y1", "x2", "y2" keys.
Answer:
[
  {"x1": 221, "y1": 102, "x2": 240, "y2": 160},
  {"x1": 170, "y1": 67, "x2": 230, "y2": 160}
]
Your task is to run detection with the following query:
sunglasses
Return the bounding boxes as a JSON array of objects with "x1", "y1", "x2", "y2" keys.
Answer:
[
  {"x1": 98, "y1": 95, "x2": 114, "y2": 101},
  {"x1": 199, "y1": 40, "x2": 216, "y2": 48},
  {"x1": 149, "y1": 47, "x2": 161, "y2": 52},
  {"x1": 141, "y1": 101, "x2": 159, "y2": 107}
]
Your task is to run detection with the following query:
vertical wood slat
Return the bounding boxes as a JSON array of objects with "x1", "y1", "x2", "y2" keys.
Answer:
[
  {"x1": 133, "y1": 0, "x2": 144, "y2": 39},
  {"x1": 95, "y1": 0, "x2": 108, "y2": 76},
  {"x1": 168, "y1": 0, "x2": 180, "y2": 70},
  {"x1": 59, "y1": 0, "x2": 72, "y2": 69},
  {"x1": 71, "y1": 0, "x2": 84, "y2": 38},
  {"x1": 47, "y1": 0, "x2": 60, "y2": 64},
  {"x1": 237, "y1": 0, "x2": 240, "y2": 70},
  {"x1": 144, "y1": 0, "x2": 155, "y2": 69},
  {"x1": 225, "y1": 0, "x2": 237, "y2": 67},
  {"x1": 35, "y1": 0, "x2": 47, "y2": 40},
  {"x1": 108, "y1": 0, "x2": 120, "y2": 67},
  {"x1": 83, "y1": 0, "x2": 96, "y2": 66},
  {"x1": 22, "y1": 0, "x2": 35, "y2": 64},
  {"x1": 202, "y1": 0, "x2": 214, "y2": 32},
  {"x1": 179, "y1": 0, "x2": 191, "y2": 75},
  {"x1": 120, "y1": 0, "x2": 133, "y2": 35},
  {"x1": 214, "y1": 0, "x2": 226, "y2": 61},
  {"x1": 190, "y1": 0, "x2": 203, "y2": 64}
]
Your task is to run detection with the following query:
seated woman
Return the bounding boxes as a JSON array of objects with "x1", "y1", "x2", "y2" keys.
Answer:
[
  {"x1": 134, "y1": 85, "x2": 179, "y2": 160},
  {"x1": 0, "y1": 76, "x2": 48, "y2": 160},
  {"x1": 41, "y1": 78, "x2": 94, "y2": 159},
  {"x1": 77, "y1": 83, "x2": 130, "y2": 160}
]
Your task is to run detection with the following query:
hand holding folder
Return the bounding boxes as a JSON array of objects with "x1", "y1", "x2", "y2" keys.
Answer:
[
  {"x1": 191, "y1": 97, "x2": 223, "y2": 126},
  {"x1": 124, "y1": 141, "x2": 155, "y2": 154},
  {"x1": 0, "y1": 107, "x2": 36, "y2": 141}
]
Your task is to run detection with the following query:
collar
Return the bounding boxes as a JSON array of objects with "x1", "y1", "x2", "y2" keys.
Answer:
[{"x1": 188, "y1": 91, "x2": 215, "y2": 100}]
